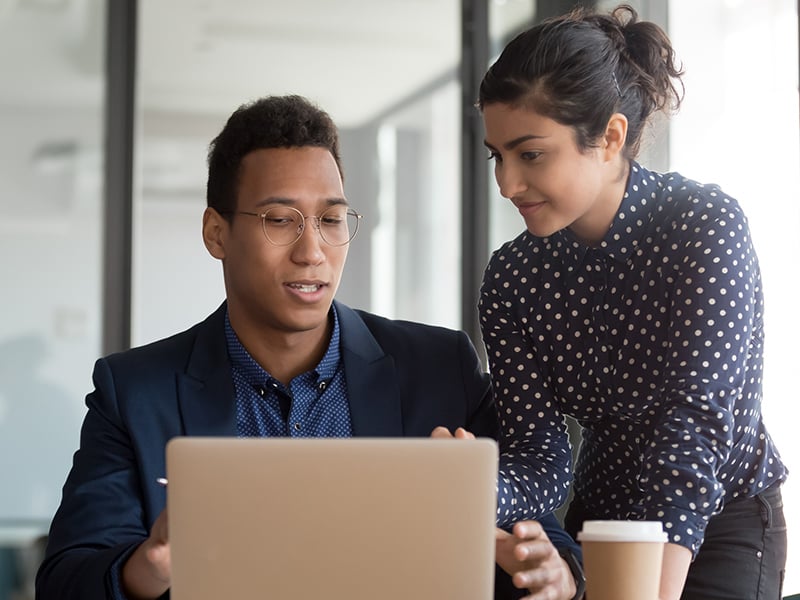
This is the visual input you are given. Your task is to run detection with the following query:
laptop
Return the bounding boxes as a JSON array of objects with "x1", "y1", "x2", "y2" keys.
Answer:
[{"x1": 166, "y1": 437, "x2": 499, "y2": 600}]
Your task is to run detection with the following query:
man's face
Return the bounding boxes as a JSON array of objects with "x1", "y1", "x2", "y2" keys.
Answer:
[{"x1": 207, "y1": 146, "x2": 349, "y2": 340}]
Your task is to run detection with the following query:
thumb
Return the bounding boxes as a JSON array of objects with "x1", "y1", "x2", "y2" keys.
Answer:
[{"x1": 430, "y1": 426, "x2": 454, "y2": 438}]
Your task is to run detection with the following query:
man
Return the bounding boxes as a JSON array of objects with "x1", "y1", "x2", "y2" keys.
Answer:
[{"x1": 36, "y1": 95, "x2": 583, "y2": 600}]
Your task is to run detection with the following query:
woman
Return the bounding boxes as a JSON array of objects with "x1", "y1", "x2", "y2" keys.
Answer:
[{"x1": 478, "y1": 5, "x2": 787, "y2": 599}]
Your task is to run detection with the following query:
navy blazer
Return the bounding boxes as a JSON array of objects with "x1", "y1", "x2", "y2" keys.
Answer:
[{"x1": 36, "y1": 301, "x2": 577, "y2": 600}]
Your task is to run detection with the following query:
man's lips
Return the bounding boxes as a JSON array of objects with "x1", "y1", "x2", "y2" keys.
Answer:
[{"x1": 285, "y1": 282, "x2": 326, "y2": 293}]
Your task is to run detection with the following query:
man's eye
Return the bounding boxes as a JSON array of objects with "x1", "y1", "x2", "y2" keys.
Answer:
[{"x1": 266, "y1": 217, "x2": 295, "y2": 226}]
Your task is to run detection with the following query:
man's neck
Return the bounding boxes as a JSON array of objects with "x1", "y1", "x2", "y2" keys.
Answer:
[{"x1": 229, "y1": 312, "x2": 333, "y2": 387}]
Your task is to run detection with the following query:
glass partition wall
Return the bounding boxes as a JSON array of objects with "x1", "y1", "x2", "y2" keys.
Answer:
[{"x1": 0, "y1": 1, "x2": 106, "y2": 597}]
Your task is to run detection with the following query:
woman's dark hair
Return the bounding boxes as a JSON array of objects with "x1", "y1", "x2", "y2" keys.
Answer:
[
  {"x1": 478, "y1": 4, "x2": 684, "y2": 159},
  {"x1": 206, "y1": 94, "x2": 342, "y2": 216}
]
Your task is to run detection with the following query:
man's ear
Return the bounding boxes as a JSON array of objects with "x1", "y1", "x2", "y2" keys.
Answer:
[
  {"x1": 202, "y1": 207, "x2": 227, "y2": 260},
  {"x1": 602, "y1": 112, "x2": 628, "y2": 161}
]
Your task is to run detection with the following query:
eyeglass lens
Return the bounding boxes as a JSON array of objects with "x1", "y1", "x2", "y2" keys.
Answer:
[{"x1": 260, "y1": 206, "x2": 359, "y2": 246}]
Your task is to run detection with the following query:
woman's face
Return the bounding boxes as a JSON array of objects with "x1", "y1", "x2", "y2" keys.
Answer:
[{"x1": 482, "y1": 102, "x2": 625, "y2": 244}]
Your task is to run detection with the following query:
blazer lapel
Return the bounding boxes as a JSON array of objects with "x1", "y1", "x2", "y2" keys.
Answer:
[
  {"x1": 177, "y1": 303, "x2": 238, "y2": 436},
  {"x1": 174, "y1": 301, "x2": 404, "y2": 437},
  {"x1": 336, "y1": 301, "x2": 404, "y2": 437}
]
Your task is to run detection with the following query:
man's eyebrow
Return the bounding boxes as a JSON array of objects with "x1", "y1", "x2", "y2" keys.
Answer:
[
  {"x1": 483, "y1": 134, "x2": 547, "y2": 152},
  {"x1": 254, "y1": 196, "x2": 349, "y2": 208}
]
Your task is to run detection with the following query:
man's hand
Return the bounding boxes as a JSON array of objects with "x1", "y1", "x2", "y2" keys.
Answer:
[
  {"x1": 121, "y1": 507, "x2": 171, "y2": 600},
  {"x1": 495, "y1": 521, "x2": 579, "y2": 600}
]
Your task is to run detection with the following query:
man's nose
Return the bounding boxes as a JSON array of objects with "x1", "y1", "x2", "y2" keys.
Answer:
[{"x1": 291, "y1": 218, "x2": 325, "y2": 264}]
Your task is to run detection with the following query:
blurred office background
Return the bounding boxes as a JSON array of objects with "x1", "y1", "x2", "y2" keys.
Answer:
[{"x1": 0, "y1": 0, "x2": 797, "y2": 597}]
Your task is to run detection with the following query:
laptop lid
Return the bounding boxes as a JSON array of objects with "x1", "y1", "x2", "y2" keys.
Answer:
[{"x1": 166, "y1": 437, "x2": 498, "y2": 600}]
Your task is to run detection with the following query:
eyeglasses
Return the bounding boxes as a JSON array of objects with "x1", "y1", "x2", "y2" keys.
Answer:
[{"x1": 229, "y1": 205, "x2": 362, "y2": 247}]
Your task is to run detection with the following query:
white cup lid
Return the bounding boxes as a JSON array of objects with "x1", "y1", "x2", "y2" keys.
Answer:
[{"x1": 577, "y1": 520, "x2": 668, "y2": 543}]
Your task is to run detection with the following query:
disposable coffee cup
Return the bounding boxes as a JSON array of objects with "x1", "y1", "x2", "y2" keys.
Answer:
[{"x1": 577, "y1": 520, "x2": 667, "y2": 600}]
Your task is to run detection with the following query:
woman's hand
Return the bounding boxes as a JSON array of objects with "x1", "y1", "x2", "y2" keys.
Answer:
[
  {"x1": 430, "y1": 426, "x2": 475, "y2": 439},
  {"x1": 495, "y1": 521, "x2": 579, "y2": 600}
]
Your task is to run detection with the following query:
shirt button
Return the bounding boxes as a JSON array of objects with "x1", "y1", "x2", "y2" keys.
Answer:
[
  {"x1": 318, "y1": 381, "x2": 327, "y2": 392},
  {"x1": 256, "y1": 386, "x2": 265, "y2": 397},
  {"x1": 293, "y1": 422, "x2": 301, "y2": 432}
]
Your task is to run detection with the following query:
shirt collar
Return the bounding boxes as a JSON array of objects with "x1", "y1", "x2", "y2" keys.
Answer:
[
  {"x1": 554, "y1": 161, "x2": 659, "y2": 274},
  {"x1": 224, "y1": 304, "x2": 342, "y2": 387}
]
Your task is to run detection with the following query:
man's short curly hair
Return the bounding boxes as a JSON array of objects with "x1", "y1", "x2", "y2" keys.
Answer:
[{"x1": 206, "y1": 95, "x2": 342, "y2": 215}]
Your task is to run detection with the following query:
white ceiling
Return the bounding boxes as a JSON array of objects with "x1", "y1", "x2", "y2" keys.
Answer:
[
  {"x1": 139, "y1": 0, "x2": 465, "y2": 127},
  {"x1": 0, "y1": 0, "x2": 472, "y2": 127}
]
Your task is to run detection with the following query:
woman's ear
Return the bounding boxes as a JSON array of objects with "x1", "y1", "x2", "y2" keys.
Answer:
[
  {"x1": 603, "y1": 112, "x2": 629, "y2": 161},
  {"x1": 202, "y1": 207, "x2": 227, "y2": 260}
]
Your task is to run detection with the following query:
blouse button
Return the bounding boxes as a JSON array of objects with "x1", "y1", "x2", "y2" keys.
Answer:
[
  {"x1": 318, "y1": 381, "x2": 327, "y2": 392},
  {"x1": 293, "y1": 422, "x2": 302, "y2": 432}
]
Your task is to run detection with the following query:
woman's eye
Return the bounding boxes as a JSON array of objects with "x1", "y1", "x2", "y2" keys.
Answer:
[
  {"x1": 521, "y1": 151, "x2": 541, "y2": 161},
  {"x1": 486, "y1": 151, "x2": 501, "y2": 162}
]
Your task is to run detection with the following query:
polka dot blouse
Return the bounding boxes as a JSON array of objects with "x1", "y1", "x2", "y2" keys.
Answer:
[{"x1": 480, "y1": 161, "x2": 787, "y2": 555}]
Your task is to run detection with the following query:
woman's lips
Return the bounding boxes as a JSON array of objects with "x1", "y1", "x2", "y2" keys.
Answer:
[{"x1": 516, "y1": 201, "x2": 545, "y2": 218}]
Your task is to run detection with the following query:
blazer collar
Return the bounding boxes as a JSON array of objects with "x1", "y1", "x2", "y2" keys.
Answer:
[{"x1": 178, "y1": 301, "x2": 404, "y2": 438}]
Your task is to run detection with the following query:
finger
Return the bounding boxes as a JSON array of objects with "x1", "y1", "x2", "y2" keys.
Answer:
[
  {"x1": 513, "y1": 538, "x2": 555, "y2": 563},
  {"x1": 513, "y1": 563, "x2": 559, "y2": 594},
  {"x1": 453, "y1": 427, "x2": 476, "y2": 440},
  {"x1": 430, "y1": 426, "x2": 454, "y2": 438},
  {"x1": 152, "y1": 508, "x2": 170, "y2": 543},
  {"x1": 512, "y1": 519, "x2": 546, "y2": 541},
  {"x1": 495, "y1": 527, "x2": 512, "y2": 541}
]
